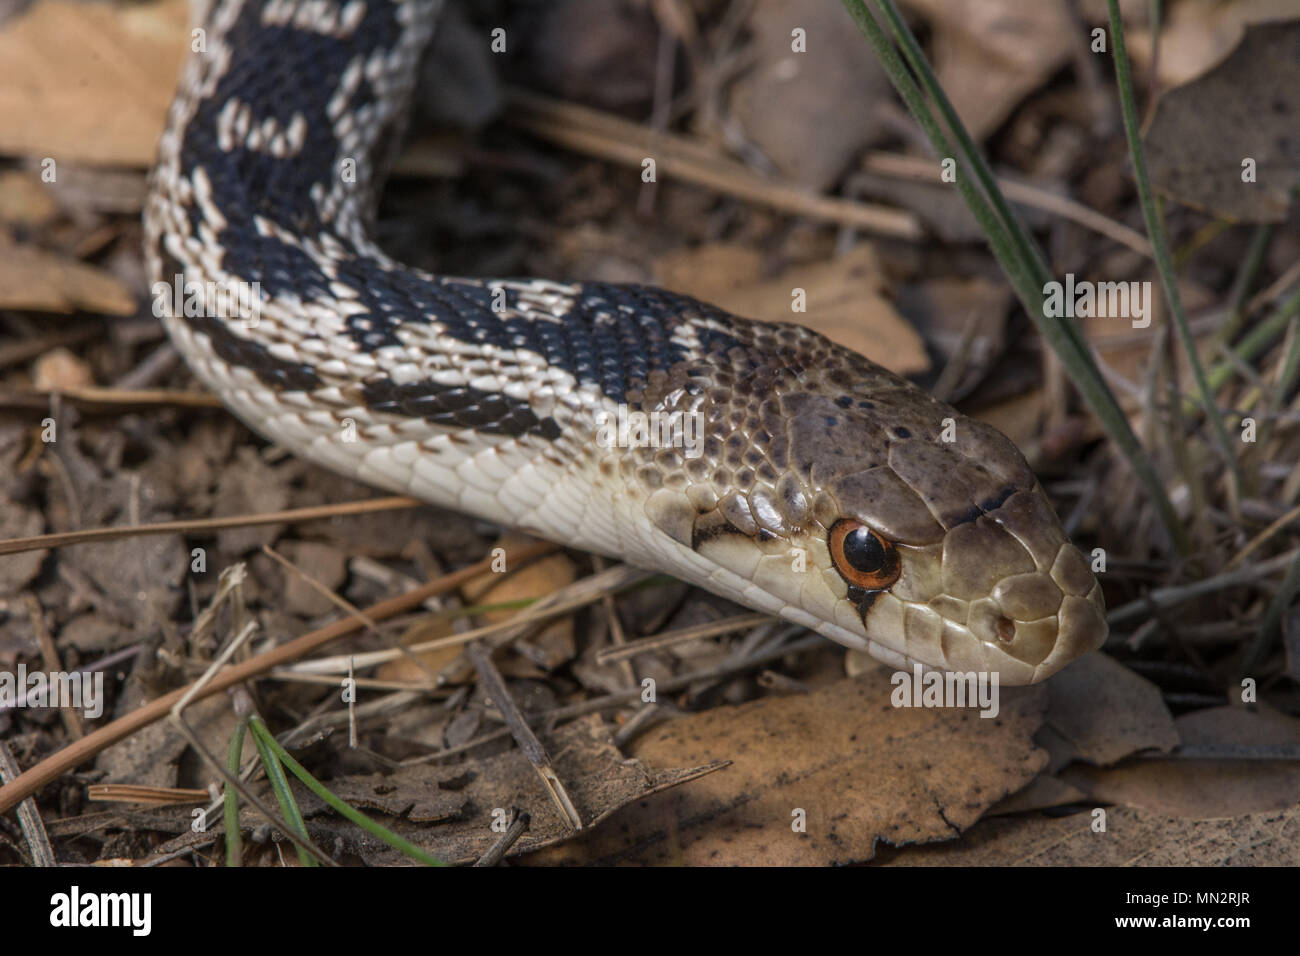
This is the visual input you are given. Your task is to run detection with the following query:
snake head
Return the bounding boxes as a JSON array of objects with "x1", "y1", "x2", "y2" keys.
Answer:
[
  {"x1": 798, "y1": 387, "x2": 1108, "y2": 685},
  {"x1": 637, "y1": 328, "x2": 1107, "y2": 686}
]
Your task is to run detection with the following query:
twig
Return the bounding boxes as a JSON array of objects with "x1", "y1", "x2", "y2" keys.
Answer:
[
  {"x1": 402, "y1": 634, "x2": 824, "y2": 766},
  {"x1": 1106, "y1": 550, "x2": 1298, "y2": 627},
  {"x1": 0, "y1": 643, "x2": 141, "y2": 713},
  {"x1": 861, "y1": 151, "x2": 1151, "y2": 257},
  {"x1": 0, "y1": 541, "x2": 556, "y2": 814},
  {"x1": 0, "y1": 385, "x2": 221, "y2": 410},
  {"x1": 592, "y1": 555, "x2": 637, "y2": 689},
  {"x1": 0, "y1": 741, "x2": 55, "y2": 866},
  {"x1": 504, "y1": 89, "x2": 922, "y2": 238},
  {"x1": 0, "y1": 495, "x2": 423, "y2": 556},
  {"x1": 86, "y1": 785, "x2": 209, "y2": 806},
  {"x1": 24, "y1": 594, "x2": 83, "y2": 740},
  {"x1": 472, "y1": 809, "x2": 530, "y2": 867},
  {"x1": 612, "y1": 703, "x2": 668, "y2": 749},
  {"x1": 1240, "y1": 551, "x2": 1300, "y2": 677},
  {"x1": 290, "y1": 564, "x2": 650, "y2": 677},
  {"x1": 594, "y1": 611, "x2": 772, "y2": 665},
  {"x1": 468, "y1": 641, "x2": 583, "y2": 830}
]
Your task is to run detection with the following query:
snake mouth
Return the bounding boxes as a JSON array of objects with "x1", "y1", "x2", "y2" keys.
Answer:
[{"x1": 851, "y1": 570, "x2": 1107, "y2": 686}]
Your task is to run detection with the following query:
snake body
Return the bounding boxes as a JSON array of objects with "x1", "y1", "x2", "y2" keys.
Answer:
[{"x1": 144, "y1": 0, "x2": 1106, "y2": 684}]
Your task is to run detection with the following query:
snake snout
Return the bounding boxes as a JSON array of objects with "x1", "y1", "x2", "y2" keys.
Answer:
[{"x1": 928, "y1": 490, "x2": 1107, "y2": 684}]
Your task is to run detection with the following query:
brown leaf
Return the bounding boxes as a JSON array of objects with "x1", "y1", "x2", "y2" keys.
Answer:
[
  {"x1": 987, "y1": 774, "x2": 1089, "y2": 816},
  {"x1": 1058, "y1": 704, "x2": 1300, "y2": 819},
  {"x1": 1144, "y1": 21, "x2": 1300, "y2": 223},
  {"x1": 901, "y1": 0, "x2": 1073, "y2": 140},
  {"x1": 882, "y1": 804, "x2": 1300, "y2": 865},
  {"x1": 0, "y1": 495, "x2": 44, "y2": 593},
  {"x1": 1041, "y1": 652, "x2": 1179, "y2": 767},
  {"x1": 376, "y1": 617, "x2": 462, "y2": 680},
  {"x1": 32, "y1": 346, "x2": 94, "y2": 390},
  {"x1": 896, "y1": 276, "x2": 1011, "y2": 397},
  {"x1": 0, "y1": 170, "x2": 58, "y2": 227},
  {"x1": 0, "y1": 0, "x2": 188, "y2": 167},
  {"x1": 1126, "y1": 0, "x2": 1300, "y2": 87},
  {"x1": 278, "y1": 540, "x2": 348, "y2": 618},
  {"x1": 0, "y1": 244, "x2": 136, "y2": 315},
  {"x1": 286, "y1": 714, "x2": 725, "y2": 865},
  {"x1": 212, "y1": 448, "x2": 290, "y2": 556},
  {"x1": 525, "y1": 672, "x2": 1050, "y2": 865},
  {"x1": 1061, "y1": 758, "x2": 1300, "y2": 821},
  {"x1": 729, "y1": 0, "x2": 890, "y2": 190},
  {"x1": 657, "y1": 243, "x2": 929, "y2": 376},
  {"x1": 462, "y1": 533, "x2": 579, "y2": 670}
]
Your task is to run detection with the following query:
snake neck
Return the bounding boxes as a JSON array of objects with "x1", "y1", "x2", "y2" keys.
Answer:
[{"x1": 148, "y1": 0, "x2": 438, "y2": 259}]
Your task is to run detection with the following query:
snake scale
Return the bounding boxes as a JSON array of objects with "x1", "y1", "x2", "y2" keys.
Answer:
[{"x1": 143, "y1": 0, "x2": 1107, "y2": 684}]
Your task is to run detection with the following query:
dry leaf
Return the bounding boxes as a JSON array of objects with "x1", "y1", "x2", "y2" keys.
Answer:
[
  {"x1": 883, "y1": 803, "x2": 1300, "y2": 865},
  {"x1": 1040, "y1": 652, "x2": 1179, "y2": 767},
  {"x1": 850, "y1": 172, "x2": 985, "y2": 243},
  {"x1": 901, "y1": 0, "x2": 1073, "y2": 140},
  {"x1": 32, "y1": 346, "x2": 94, "y2": 390},
  {"x1": 971, "y1": 389, "x2": 1047, "y2": 462},
  {"x1": 1144, "y1": 21, "x2": 1300, "y2": 222},
  {"x1": 729, "y1": 0, "x2": 889, "y2": 190},
  {"x1": 654, "y1": 243, "x2": 764, "y2": 298},
  {"x1": 657, "y1": 243, "x2": 929, "y2": 375},
  {"x1": 0, "y1": 495, "x2": 45, "y2": 593},
  {"x1": 896, "y1": 275, "x2": 1011, "y2": 398},
  {"x1": 0, "y1": 0, "x2": 188, "y2": 166},
  {"x1": 1060, "y1": 758, "x2": 1300, "y2": 821},
  {"x1": 212, "y1": 448, "x2": 290, "y2": 556},
  {"x1": 987, "y1": 774, "x2": 1089, "y2": 816},
  {"x1": 284, "y1": 713, "x2": 724, "y2": 865},
  {"x1": 277, "y1": 540, "x2": 348, "y2": 618},
  {"x1": 461, "y1": 532, "x2": 578, "y2": 670},
  {"x1": 1127, "y1": 0, "x2": 1300, "y2": 87},
  {"x1": 1176, "y1": 701, "x2": 1300, "y2": 753},
  {"x1": 376, "y1": 616, "x2": 462, "y2": 680},
  {"x1": 1058, "y1": 704, "x2": 1300, "y2": 819},
  {"x1": 0, "y1": 243, "x2": 135, "y2": 315},
  {"x1": 0, "y1": 169, "x2": 58, "y2": 226},
  {"x1": 526, "y1": 672, "x2": 1050, "y2": 865}
]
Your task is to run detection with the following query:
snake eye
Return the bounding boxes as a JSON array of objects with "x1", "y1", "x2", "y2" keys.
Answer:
[{"x1": 829, "y1": 519, "x2": 900, "y2": 590}]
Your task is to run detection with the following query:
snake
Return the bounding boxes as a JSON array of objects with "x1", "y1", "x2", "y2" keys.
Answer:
[{"x1": 143, "y1": 0, "x2": 1107, "y2": 685}]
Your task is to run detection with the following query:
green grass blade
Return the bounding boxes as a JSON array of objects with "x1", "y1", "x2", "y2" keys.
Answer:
[
  {"x1": 1106, "y1": 0, "x2": 1241, "y2": 494},
  {"x1": 250, "y1": 719, "x2": 317, "y2": 867},
  {"x1": 224, "y1": 717, "x2": 247, "y2": 867},
  {"x1": 248, "y1": 717, "x2": 445, "y2": 867},
  {"x1": 1197, "y1": 284, "x2": 1300, "y2": 412}
]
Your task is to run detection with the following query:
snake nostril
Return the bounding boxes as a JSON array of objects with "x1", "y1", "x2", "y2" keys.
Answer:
[{"x1": 995, "y1": 615, "x2": 1016, "y2": 643}]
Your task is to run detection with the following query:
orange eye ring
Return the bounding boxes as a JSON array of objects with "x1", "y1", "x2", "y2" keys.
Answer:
[{"x1": 829, "y1": 519, "x2": 901, "y2": 591}]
